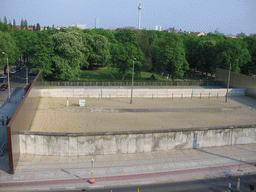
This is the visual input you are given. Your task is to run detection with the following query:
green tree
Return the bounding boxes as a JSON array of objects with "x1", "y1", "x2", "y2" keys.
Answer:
[
  {"x1": 0, "y1": 31, "x2": 17, "y2": 70},
  {"x1": 241, "y1": 37, "x2": 256, "y2": 75},
  {"x1": 87, "y1": 34, "x2": 111, "y2": 68},
  {"x1": 8, "y1": 19, "x2": 12, "y2": 29},
  {"x1": 111, "y1": 29, "x2": 143, "y2": 80},
  {"x1": 215, "y1": 39, "x2": 251, "y2": 72},
  {"x1": 152, "y1": 32, "x2": 189, "y2": 81},
  {"x1": 20, "y1": 19, "x2": 24, "y2": 29},
  {"x1": 24, "y1": 19, "x2": 28, "y2": 29},
  {"x1": 3, "y1": 16, "x2": 7, "y2": 24},
  {"x1": 52, "y1": 27, "x2": 90, "y2": 80},
  {"x1": 134, "y1": 29, "x2": 157, "y2": 71},
  {"x1": 29, "y1": 30, "x2": 55, "y2": 77},
  {"x1": 237, "y1": 32, "x2": 246, "y2": 39},
  {"x1": 36, "y1": 23, "x2": 40, "y2": 31},
  {"x1": 13, "y1": 19, "x2": 16, "y2": 30}
]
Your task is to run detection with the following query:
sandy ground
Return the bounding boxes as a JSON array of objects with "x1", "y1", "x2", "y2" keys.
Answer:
[{"x1": 30, "y1": 96, "x2": 256, "y2": 133}]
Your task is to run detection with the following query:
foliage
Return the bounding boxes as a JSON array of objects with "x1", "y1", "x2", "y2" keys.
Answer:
[
  {"x1": 29, "y1": 30, "x2": 55, "y2": 77},
  {"x1": 241, "y1": 37, "x2": 256, "y2": 74},
  {"x1": 52, "y1": 27, "x2": 90, "y2": 80},
  {"x1": 215, "y1": 39, "x2": 251, "y2": 72},
  {"x1": 111, "y1": 29, "x2": 143, "y2": 80},
  {"x1": 0, "y1": 31, "x2": 17, "y2": 70},
  {"x1": 87, "y1": 34, "x2": 111, "y2": 67},
  {"x1": 152, "y1": 33, "x2": 189, "y2": 81}
]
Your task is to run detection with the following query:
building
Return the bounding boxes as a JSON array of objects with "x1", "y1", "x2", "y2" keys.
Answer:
[
  {"x1": 71, "y1": 23, "x2": 86, "y2": 29},
  {"x1": 189, "y1": 32, "x2": 206, "y2": 36},
  {"x1": 156, "y1": 25, "x2": 162, "y2": 31}
]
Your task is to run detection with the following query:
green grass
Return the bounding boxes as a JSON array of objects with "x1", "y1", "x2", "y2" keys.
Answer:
[{"x1": 72, "y1": 66, "x2": 182, "y2": 81}]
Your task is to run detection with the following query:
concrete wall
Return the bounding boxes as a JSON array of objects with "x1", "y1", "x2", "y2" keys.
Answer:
[
  {"x1": 7, "y1": 71, "x2": 43, "y2": 174},
  {"x1": 215, "y1": 68, "x2": 256, "y2": 98},
  {"x1": 19, "y1": 126, "x2": 256, "y2": 156},
  {"x1": 38, "y1": 88, "x2": 246, "y2": 98}
]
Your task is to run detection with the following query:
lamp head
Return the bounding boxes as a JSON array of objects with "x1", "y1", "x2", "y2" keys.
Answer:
[{"x1": 2, "y1": 52, "x2": 5, "y2": 54}]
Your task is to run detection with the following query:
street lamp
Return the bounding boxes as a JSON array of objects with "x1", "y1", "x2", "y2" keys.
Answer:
[
  {"x1": 130, "y1": 58, "x2": 136, "y2": 104},
  {"x1": 225, "y1": 59, "x2": 238, "y2": 103},
  {"x1": 2, "y1": 52, "x2": 11, "y2": 100}
]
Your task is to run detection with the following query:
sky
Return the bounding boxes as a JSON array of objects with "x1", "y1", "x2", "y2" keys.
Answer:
[{"x1": 1, "y1": 0, "x2": 256, "y2": 35}]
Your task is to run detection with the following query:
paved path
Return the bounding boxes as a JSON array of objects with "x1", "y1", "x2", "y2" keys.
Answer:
[{"x1": 0, "y1": 144, "x2": 255, "y2": 191}]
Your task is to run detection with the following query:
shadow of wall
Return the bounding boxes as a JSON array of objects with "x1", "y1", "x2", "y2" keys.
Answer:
[{"x1": 7, "y1": 71, "x2": 42, "y2": 174}]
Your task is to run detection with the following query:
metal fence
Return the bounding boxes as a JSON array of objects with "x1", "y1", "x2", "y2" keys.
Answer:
[{"x1": 43, "y1": 80, "x2": 224, "y2": 87}]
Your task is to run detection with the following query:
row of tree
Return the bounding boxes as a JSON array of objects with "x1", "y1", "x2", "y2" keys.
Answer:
[{"x1": 0, "y1": 21, "x2": 256, "y2": 81}]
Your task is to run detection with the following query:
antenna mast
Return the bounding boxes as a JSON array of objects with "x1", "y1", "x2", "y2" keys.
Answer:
[{"x1": 138, "y1": 1, "x2": 142, "y2": 29}]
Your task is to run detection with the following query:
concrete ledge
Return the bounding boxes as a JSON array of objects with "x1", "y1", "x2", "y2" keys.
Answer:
[
  {"x1": 18, "y1": 125, "x2": 256, "y2": 156},
  {"x1": 39, "y1": 88, "x2": 246, "y2": 98}
]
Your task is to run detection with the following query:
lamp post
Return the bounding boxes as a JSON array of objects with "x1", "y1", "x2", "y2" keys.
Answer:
[
  {"x1": 225, "y1": 59, "x2": 238, "y2": 103},
  {"x1": 2, "y1": 52, "x2": 11, "y2": 100},
  {"x1": 130, "y1": 58, "x2": 136, "y2": 104}
]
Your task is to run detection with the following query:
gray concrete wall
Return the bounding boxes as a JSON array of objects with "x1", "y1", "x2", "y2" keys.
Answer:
[
  {"x1": 38, "y1": 88, "x2": 246, "y2": 98},
  {"x1": 19, "y1": 126, "x2": 256, "y2": 156},
  {"x1": 246, "y1": 88, "x2": 256, "y2": 99}
]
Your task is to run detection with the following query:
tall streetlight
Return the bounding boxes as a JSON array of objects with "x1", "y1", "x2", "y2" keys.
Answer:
[
  {"x1": 130, "y1": 58, "x2": 136, "y2": 104},
  {"x1": 2, "y1": 52, "x2": 11, "y2": 100},
  {"x1": 225, "y1": 59, "x2": 238, "y2": 103}
]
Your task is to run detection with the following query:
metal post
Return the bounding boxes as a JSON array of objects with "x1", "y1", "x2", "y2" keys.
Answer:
[
  {"x1": 90, "y1": 159, "x2": 95, "y2": 184},
  {"x1": 237, "y1": 178, "x2": 240, "y2": 191},
  {"x1": 26, "y1": 67, "x2": 28, "y2": 85},
  {"x1": 7, "y1": 56, "x2": 10, "y2": 100},
  {"x1": 225, "y1": 62, "x2": 231, "y2": 102},
  {"x1": 2, "y1": 52, "x2": 10, "y2": 100},
  {"x1": 130, "y1": 58, "x2": 136, "y2": 104}
]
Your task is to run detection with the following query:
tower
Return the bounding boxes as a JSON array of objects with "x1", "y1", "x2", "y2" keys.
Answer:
[{"x1": 138, "y1": 2, "x2": 142, "y2": 29}]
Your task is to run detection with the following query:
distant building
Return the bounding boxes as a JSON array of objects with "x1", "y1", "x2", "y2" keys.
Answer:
[
  {"x1": 156, "y1": 25, "x2": 162, "y2": 31},
  {"x1": 225, "y1": 35, "x2": 237, "y2": 39},
  {"x1": 14, "y1": 25, "x2": 33, "y2": 31},
  {"x1": 71, "y1": 23, "x2": 86, "y2": 29},
  {"x1": 189, "y1": 32, "x2": 206, "y2": 36}
]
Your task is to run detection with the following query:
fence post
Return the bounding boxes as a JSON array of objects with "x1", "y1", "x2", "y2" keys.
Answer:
[
  {"x1": 181, "y1": 93, "x2": 183, "y2": 99},
  {"x1": 152, "y1": 94, "x2": 153, "y2": 99},
  {"x1": 172, "y1": 93, "x2": 174, "y2": 99},
  {"x1": 200, "y1": 93, "x2": 202, "y2": 99},
  {"x1": 209, "y1": 92, "x2": 211, "y2": 99},
  {"x1": 217, "y1": 93, "x2": 219, "y2": 99}
]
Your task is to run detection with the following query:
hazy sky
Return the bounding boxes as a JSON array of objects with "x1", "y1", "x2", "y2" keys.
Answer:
[{"x1": 1, "y1": 0, "x2": 255, "y2": 35}]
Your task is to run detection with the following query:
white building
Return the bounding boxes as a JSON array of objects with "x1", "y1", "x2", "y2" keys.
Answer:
[
  {"x1": 156, "y1": 25, "x2": 162, "y2": 31},
  {"x1": 71, "y1": 23, "x2": 86, "y2": 29}
]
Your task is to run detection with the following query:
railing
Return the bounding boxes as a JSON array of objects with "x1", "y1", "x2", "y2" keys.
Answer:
[{"x1": 43, "y1": 80, "x2": 224, "y2": 87}]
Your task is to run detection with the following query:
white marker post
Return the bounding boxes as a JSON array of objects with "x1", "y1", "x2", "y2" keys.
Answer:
[{"x1": 90, "y1": 159, "x2": 95, "y2": 184}]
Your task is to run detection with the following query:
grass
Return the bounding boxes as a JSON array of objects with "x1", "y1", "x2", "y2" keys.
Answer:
[{"x1": 72, "y1": 66, "x2": 201, "y2": 82}]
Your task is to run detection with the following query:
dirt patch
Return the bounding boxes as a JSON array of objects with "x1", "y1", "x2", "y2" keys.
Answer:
[{"x1": 30, "y1": 97, "x2": 256, "y2": 133}]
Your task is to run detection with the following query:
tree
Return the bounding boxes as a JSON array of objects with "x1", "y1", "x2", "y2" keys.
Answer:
[
  {"x1": 237, "y1": 32, "x2": 246, "y2": 39},
  {"x1": 13, "y1": 19, "x2": 16, "y2": 30},
  {"x1": 241, "y1": 37, "x2": 256, "y2": 75},
  {"x1": 152, "y1": 32, "x2": 189, "y2": 81},
  {"x1": 36, "y1": 23, "x2": 40, "y2": 31},
  {"x1": 20, "y1": 19, "x2": 24, "y2": 29},
  {"x1": 3, "y1": 16, "x2": 7, "y2": 24},
  {"x1": 87, "y1": 34, "x2": 111, "y2": 68},
  {"x1": 24, "y1": 19, "x2": 28, "y2": 29},
  {"x1": 8, "y1": 19, "x2": 12, "y2": 29},
  {"x1": 52, "y1": 27, "x2": 90, "y2": 80},
  {"x1": 215, "y1": 39, "x2": 251, "y2": 73},
  {"x1": 29, "y1": 30, "x2": 55, "y2": 78},
  {"x1": 194, "y1": 38, "x2": 217, "y2": 77},
  {"x1": 0, "y1": 31, "x2": 17, "y2": 70},
  {"x1": 111, "y1": 29, "x2": 143, "y2": 80}
]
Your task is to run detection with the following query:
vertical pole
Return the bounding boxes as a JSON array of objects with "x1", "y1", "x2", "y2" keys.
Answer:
[
  {"x1": 7, "y1": 56, "x2": 10, "y2": 100},
  {"x1": 228, "y1": 183, "x2": 231, "y2": 192},
  {"x1": 130, "y1": 59, "x2": 135, "y2": 104},
  {"x1": 225, "y1": 62, "x2": 231, "y2": 103},
  {"x1": 237, "y1": 178, "x2": 240, "y2": 191},
  {"x1": 26, "y1": 67, "x2": 28, "y2": 85}
]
